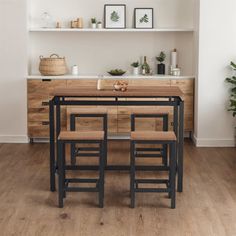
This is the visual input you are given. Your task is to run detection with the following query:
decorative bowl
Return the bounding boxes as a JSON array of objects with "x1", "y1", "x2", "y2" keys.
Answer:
[{"x1": 108, "y1": 69, "x2": 126, "y2": 76}]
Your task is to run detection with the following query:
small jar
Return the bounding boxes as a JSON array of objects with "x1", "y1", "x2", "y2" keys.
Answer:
[
  {"x1": 71, "y1": 65, "x2": 79, "y2": 75},
  {"x1": 97, "y1": 22, "x2": 102, "y2": 29},
  {"x1": 97, "y1": 79, "x2": 105, "y2": 90},
  {"x1": 41, "y1": 12, "x2": 53, "y2": 28}
]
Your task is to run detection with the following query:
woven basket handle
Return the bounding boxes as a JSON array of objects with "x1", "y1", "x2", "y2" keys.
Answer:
[{"x1": 50, "y1": 54, "x2": 60, "y2": 58}]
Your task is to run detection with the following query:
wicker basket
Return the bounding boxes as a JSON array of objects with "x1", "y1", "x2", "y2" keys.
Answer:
[{"x1": 39, "y1": 54, "x2": 67, "y2": 76}]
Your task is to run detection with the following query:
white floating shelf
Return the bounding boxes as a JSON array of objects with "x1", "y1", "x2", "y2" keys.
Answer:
[
  {"x1": 29, "y1": 28, "x2": 194, "y2": 33},
  {"x1": 27, "y1": 74, "x2": 195, "y2": 80}
]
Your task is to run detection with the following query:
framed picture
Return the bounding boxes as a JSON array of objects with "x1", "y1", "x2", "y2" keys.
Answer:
[
  {"x1": 104, "y1": 4, "x2": 126, "y2": 29},
  {"x1": 134, "y1": 8, "x2": 154, "y2": 29}
]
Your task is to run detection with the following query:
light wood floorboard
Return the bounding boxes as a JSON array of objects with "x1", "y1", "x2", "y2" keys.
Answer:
[{"x1": 0, "y1": 140, "x2": 235, "y2": 236}]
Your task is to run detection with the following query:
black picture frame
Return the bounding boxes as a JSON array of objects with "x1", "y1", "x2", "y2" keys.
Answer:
[
  {"x1": 134, "y1": 8, "x2": 154, "y2": 29},
  {"x1": 104, "y1": 4, "x2": 126, "y2": 29}
]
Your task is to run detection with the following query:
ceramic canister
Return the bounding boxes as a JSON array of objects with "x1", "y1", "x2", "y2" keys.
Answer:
[{"x1": 71, "y1": 65, "x2": 79, "y2": 75}]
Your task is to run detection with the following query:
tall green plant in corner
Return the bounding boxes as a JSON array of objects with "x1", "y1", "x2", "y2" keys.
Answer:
[{"x1": 226, "y1": 61, "x2": 236, "y2": 117}]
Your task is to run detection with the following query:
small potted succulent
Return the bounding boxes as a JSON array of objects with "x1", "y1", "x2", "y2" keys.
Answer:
[
  {"x1": 97, "y1": 21, "x2": 102, "y2": 29},
  {"x1": 131, "y1": 61, "x2": 140, "y2": 76},
  {"x1": 156, "y1": 51, "x2": 166, "y2": 75},
  {"x1": 226, "y1": 61, "x2": 236, "y2": 145},
  {"x1": 91, "y1": 18, "x2": 97, "y2": 29}
]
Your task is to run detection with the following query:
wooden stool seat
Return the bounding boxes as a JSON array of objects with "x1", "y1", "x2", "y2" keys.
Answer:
[
  {"x1": 131, "y1": 131, "x2": 176, "y2": 141},
  {"x1": 67, "y1": 107, "x2": 107, "y2": 115},
  {"x1": 59, "y1": 131, "x2": 104, "y2": 141},
  {"x1": 131, "y1": 108, "x2": 169, "y2": 116}
]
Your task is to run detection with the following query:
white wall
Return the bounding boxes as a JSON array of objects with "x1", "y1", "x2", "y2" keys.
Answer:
[
  {"x1": 194, "y1": 0, "x2": 236, "y2": 146},
  {"x1": 0, "y1": 0, "x2": 28, "y2": 143}
]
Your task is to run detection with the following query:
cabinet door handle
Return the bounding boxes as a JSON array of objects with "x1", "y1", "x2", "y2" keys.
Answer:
[
  {"x1": 42, "y1": 101, "x2": 49, "y2": 106},
  {"x1": 171, "y1": 122, "x2": 174, "y2": 127},
  {"x1": 42, "y1": 121, "x2": 50, "y2": 126},
  {"x1": 42, "y1": 79, "x2": 52, "y2": 82}
]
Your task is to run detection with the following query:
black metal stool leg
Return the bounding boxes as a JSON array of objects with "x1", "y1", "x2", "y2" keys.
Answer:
[
  {"x1": 170, "y1": 142, "x2": 176, "y2": 209},
  {"x1": 62, "y1": 142, "x2": 66, "y2": 199},
  {"x1": 162, "y1": 115, "x2": 169, "y2": 166},
  {"x1": 58, "y1": 140, "x2": 64, "y2": 208},
  {"x1": 99, "y1": 141, "x2": 105, "y2": 208},
  {"x1": 70, "y1": 115, "x2": 76, "y2": 165},
  {"x1": 103, "y1": 114, "x2": 108, "y2": 167},
  {"x1": 130, "y1": 141, "x2": 135, "y2": 208}
]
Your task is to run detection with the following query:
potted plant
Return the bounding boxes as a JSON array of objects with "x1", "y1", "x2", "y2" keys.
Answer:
[
  {"x1": 226, "y1": 61, "x2": 236, "y2": 146},
  {"x1": 156, "y1": 51, "x2": 166, "y2": 75},
  {"x1": 91, "y1": 18, "x2": 97, "y2": 29},
  {"x1": 131, "y1": 61, "x2": 140, "y2": 76},
  {"x1": 97, "y1": 21, "x2": 102, "y2": 29}
]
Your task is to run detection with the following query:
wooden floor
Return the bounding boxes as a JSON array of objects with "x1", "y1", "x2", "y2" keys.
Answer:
[{"x1": 0, "y1": 140, "x2": 235, "y2": 236}]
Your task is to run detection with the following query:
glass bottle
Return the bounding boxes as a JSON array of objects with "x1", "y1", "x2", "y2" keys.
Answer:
[
  {"x1": 142, "y1": 56, "x2": 150, "y2": 75},
  {"x1": 41, "y1": 12, "x2": 53, "y2": 28}
]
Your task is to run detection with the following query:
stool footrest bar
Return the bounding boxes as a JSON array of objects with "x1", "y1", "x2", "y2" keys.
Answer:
[
  {"x1": 76, "y1": 153, "x2": 100, "y2": 157},
  {"x1": 65, "y1": 178, "x2": 99, "y2": 183},
  {"x1": 136, "y1": 148, "x2": 163, "y2": 152},
  {"x1": 135, "y1": 188, "x2": 169, "y2": 193},
  {"x1": 76, "y1": 147, "x2": 100, "y2": 152},
  {"x1": 135, "y1": 179, "x2": 169, "y2": 184},
  {"x1": 135, "y1": 154, "x2": 163, "y2": 158},
  {"x1": 65, "y1": 187, "x2": 99, "y2": 192}
]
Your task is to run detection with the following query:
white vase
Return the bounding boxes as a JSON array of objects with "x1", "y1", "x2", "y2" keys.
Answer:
[
  {"x1": 133, "y1": 67, "x2": 139, "y2": 76},
  {"x1": 71, "y1": 65, "x2": 78, "y2": 75},
  {"x1": 97, "y1": 23, "x2": 102, "y2": 29},
  {"x1": 91, "y1": 23, "x2": 96, "y2": 29}
]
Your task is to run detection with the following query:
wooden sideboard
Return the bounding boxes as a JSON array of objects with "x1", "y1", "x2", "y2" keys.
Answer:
[{"x1": 27, "y1": 78, "x2": 194, "y2": 140}]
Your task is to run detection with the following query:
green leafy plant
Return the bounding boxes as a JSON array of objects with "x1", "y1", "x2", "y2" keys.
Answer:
[
  {"x1": 91, "y1": 18, "x2": 97, "y2": 24},
  {"x1": 225, "y1": 61, "x2": 236, "y2": 117},
  {"x1": 156, "y1": 51, "x2": 166, "y2": 64},
  {"x1": 131, "y1": 61, "x2": 140, "y2": 68},
  {"x1": 110, "y1": 11, "x2": 119, "y2": 22},
  {"x1": 140, "y1": 14, "x2": 149, "y2": 23}
]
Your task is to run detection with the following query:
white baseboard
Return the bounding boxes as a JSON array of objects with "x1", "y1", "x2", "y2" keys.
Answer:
[
  {"x1": 192, "y1": 134, "x2": 235, "y2": 147},
  {"x1": 0, "y1": 135, "x2": 29, "y2": 144}
]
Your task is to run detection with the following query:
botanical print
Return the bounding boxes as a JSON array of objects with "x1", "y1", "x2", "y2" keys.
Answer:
[
  {"x1": 139, "y1": 14, "x2": 149, "y2": 23},
  {"x1": 111, "y1": 11, "x2": 120, "y2": 22},
  {"x1": 135, "y1": 8, "x2": 153, "y2": 28},
  {"x1": 105, "y1": 5, "x2": 126, "y2": 28}
]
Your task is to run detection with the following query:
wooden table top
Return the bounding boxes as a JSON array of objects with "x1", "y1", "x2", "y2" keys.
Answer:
[{"x1": 51, "y1": 86, "x2": 184, "y2": 98}]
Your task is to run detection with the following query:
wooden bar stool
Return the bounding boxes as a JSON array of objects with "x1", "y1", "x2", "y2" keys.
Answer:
[
  {"x1": 68, "y1": 108, "x2": 108, "y2": 166},
  {"x1": 130, "y1": 131, "x2": 177, "y2": 209},
  {"x1": 57, "y1": 131, "x2": 105, "y2": 208},
  {"x1": 131, "y1": 109, "x2": 169, "y2": 166}
]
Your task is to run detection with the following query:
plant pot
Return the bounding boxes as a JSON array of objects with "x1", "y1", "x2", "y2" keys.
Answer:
[
  {"x1": 91, "y1": 23, "x2": 96, "y2": 29},
  {"x1": 157, "y1": 63, "x2": 165, "y2": 75},
  {"x1": 97, "y1": 23, "x2": 102, "y2": 29},
  {"x1": 133, "y1": 67, "x2": 139, "y2": 76}
]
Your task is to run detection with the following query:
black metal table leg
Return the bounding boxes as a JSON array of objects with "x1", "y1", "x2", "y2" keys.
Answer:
[
  {"x1": 49, "y1": 99, "x2": 55, "y2": 192},
  {"x1": 177, "y1": 100, "x2": 184, "y2": 192}
]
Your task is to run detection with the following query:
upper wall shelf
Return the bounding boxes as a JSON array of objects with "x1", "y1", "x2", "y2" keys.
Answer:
[{"x1": 29, "y1": 28, "x2": 194, "y2": 33}]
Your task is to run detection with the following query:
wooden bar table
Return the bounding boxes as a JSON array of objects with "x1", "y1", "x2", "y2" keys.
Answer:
[{"x1": 49, "y1": 86, "x2": 184, "y2": 193}]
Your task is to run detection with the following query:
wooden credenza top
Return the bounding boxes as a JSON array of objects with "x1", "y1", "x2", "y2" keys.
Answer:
[{"x1": 51, "y1": 86, "x2": 184, "y2": 98}]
